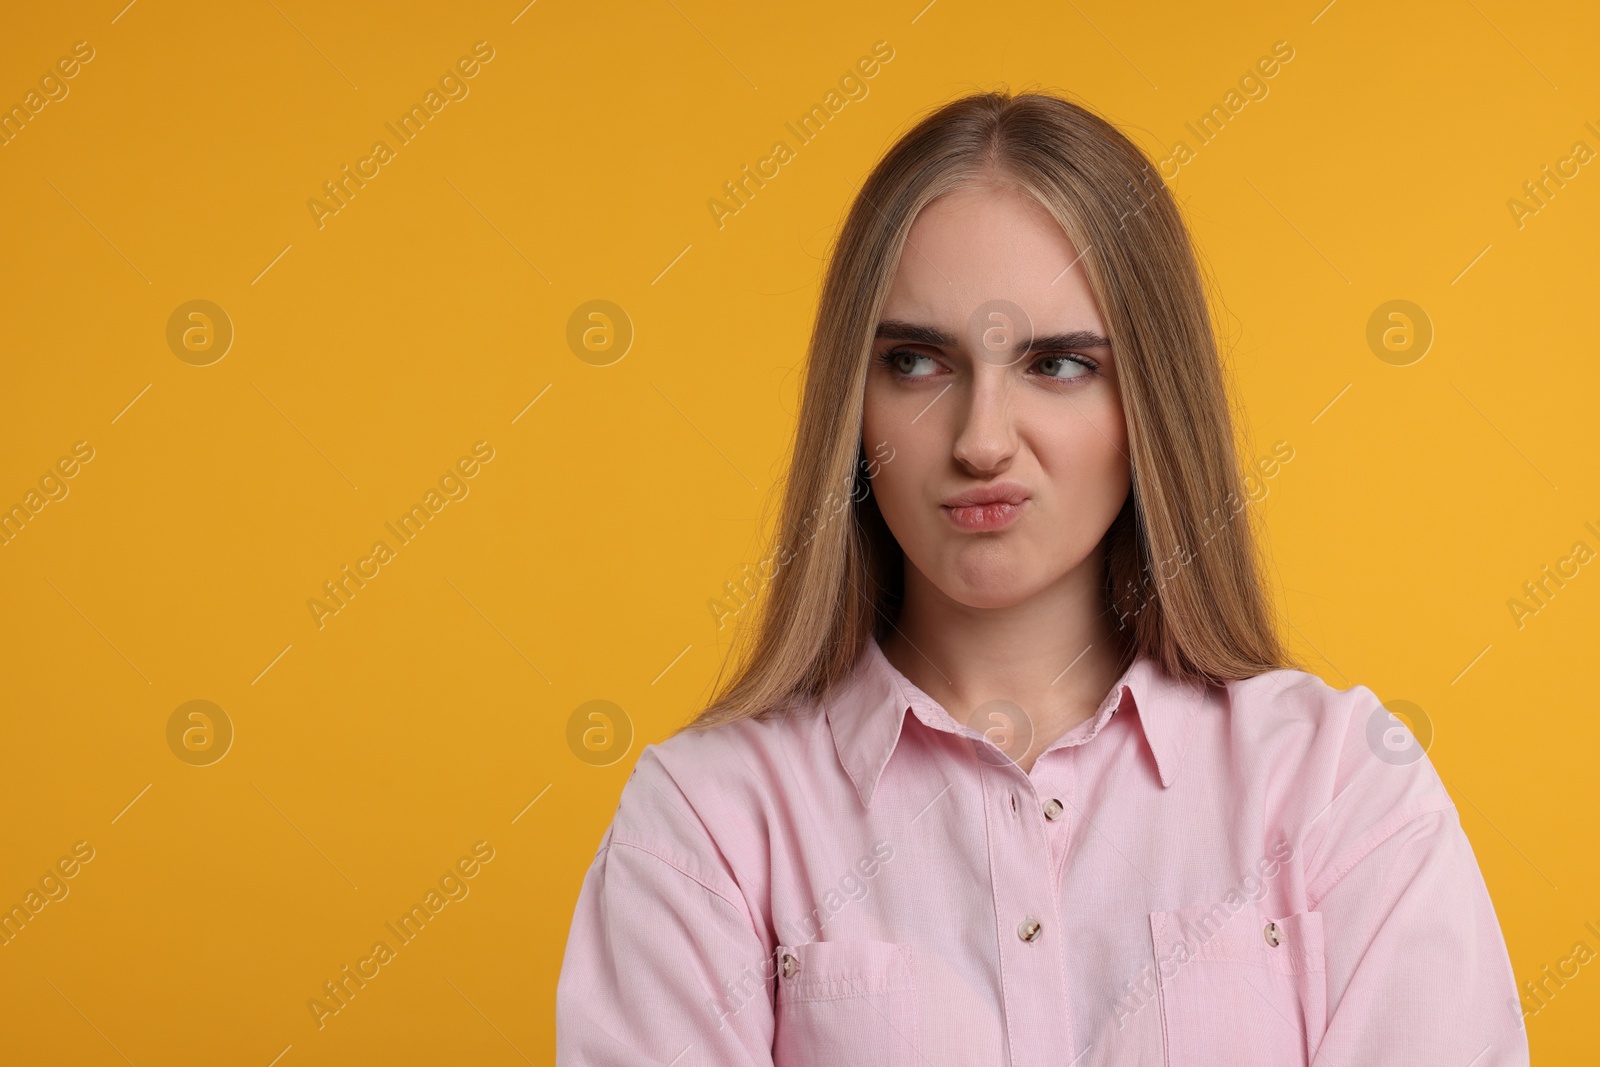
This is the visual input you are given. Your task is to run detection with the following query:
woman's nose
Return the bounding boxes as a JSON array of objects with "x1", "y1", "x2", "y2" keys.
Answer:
[{"x1": 951, "y1": 372, "x2": 1017, "y2": 473}]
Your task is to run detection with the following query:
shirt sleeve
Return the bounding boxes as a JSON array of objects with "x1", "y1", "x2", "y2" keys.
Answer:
[
  {"x1": 556, "y1": 758, "x2": 777, "y2": 1066},
  {"x1": 1308, "y1": 803, "x2": 1530, "y2": 1065}
]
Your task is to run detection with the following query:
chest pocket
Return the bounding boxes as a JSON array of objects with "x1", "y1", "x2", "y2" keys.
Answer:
[
  {"x1": 1148, "y1": 899, "x2": 1327, "y2": 1066},
  {"x1": 773, "y1": 939, "x2": 919, "y2": 1067}
]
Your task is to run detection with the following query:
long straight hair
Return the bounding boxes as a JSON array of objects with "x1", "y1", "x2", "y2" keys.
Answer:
[{"x1": 682, "y1": 89, "x2": 1297, "y2": 732}]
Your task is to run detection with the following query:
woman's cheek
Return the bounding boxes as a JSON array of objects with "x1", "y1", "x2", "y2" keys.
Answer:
[{"x1": 873, "y1": 467, "x2": 929, "y2": 549}]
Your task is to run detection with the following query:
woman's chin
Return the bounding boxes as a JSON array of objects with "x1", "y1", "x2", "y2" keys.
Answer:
[{"x1": 937, "y1": 570, "x2": 1037, "y2": 611}]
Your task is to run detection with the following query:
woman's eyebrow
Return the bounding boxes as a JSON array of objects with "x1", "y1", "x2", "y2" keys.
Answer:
[
  {"x1": 1026, "y1": 330, "x2": 1113, "y2": 353},
  {"x1": 874, "y1": 319, "x2": 955, "y2": 345},
  {"x1": 874, "y1": 319, "x2": 1112, "y2": 353}
]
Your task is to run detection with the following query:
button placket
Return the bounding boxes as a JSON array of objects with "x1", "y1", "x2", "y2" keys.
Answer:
[
  {"x1": 980, "y1": 761, "x2": 1073, "y2": 1065},
  {"x1": 1030, "y1": 753, "x2": 1078, "y2": 915}
]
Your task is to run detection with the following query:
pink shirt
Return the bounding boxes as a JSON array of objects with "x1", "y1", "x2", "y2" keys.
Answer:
[{"x1": 556, "y1": 636, "x2": 1529, "y2": 1066}]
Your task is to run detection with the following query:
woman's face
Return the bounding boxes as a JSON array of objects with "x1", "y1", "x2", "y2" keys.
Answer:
[{"x1": 861, "y1": 180, "x2": 1131, "y2": 611}]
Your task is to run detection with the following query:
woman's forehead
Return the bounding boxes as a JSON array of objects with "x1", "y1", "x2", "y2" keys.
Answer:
[
  {"x1": 886, "y1": 184, "x2": 1101, "y2": 330},
  {"x1": 889, "y1": 182, "x2": 1100, "y2": 321}
]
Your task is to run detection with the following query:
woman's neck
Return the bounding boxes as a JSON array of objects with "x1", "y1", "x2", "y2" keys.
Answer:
[{"x1": 879, "y1": 561, "x2": 1129, "y2": 770}]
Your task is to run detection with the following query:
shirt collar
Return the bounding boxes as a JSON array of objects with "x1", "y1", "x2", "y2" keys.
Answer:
[{"x1": 825, "y1": 636, "x2": 1207, "y2": 808}]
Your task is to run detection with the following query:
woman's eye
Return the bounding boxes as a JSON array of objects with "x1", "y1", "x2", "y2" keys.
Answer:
[
  {"x1": 888, "y1": 350, "x2": 938, "y2": 377},
  {"x1": 1036, "y1": 354, "x2": 1093, "y2": 379},
  {"x1": 880, "y1": 348, "x2": 1093, "y2": 381}
]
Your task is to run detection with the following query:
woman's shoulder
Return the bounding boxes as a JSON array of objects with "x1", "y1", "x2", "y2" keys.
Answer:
[
  {"x1": 597, "y1": 704, "x2": 826, "y2": 877},
  {"x1": 635, "y1": 700, "x2": 828, "y2": 791},
  {"x1": 1214, "y1": 666, "x2": 1457, "y2": 876},
  {"x1": 1220, "y1": 663, "x2": 1365, "y2": 714},
  {"x1": 1216, "y1": 666, "x2": 1436, "y2": 771},
  {"x1": 1216, "y1": 666, "x2": 1440, "y2": 779}
]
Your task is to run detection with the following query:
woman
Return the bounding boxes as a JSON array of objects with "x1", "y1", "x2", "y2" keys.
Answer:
[{"x1": 556, "y1": 90, "x2": 1528, "y2": 1066}]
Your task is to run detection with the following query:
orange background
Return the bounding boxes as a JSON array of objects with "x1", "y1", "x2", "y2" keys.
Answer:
[{"x1": 1, "y1": 0, "x2": 1596, "y2": 1062}]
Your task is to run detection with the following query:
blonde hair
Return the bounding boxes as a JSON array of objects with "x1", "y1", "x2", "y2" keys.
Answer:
[{"x1": 682, "y1": 88, "x2": 1297, "y2": 733}]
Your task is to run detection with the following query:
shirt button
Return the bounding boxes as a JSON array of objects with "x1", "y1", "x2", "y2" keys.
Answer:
[
  {"x1": 1043, "y1": 798, "x2": 1064, "y2": 821},
  {"x1": 1018, "y1": 918, "x2": 1043, "y2": 943},
  {"x1": 780, "y1": 952, "x2": 799, "y2": 977},
  {"x1": 1263, "y1": 921, "x2": 1283, "y2": 948}
]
